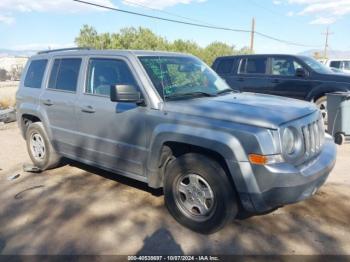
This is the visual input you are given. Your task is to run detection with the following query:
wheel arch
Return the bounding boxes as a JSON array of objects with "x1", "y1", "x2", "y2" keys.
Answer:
[
  {"x1": 145, "y1": 124, "x2": 248, "y2": 191},
  {"x1": 307, "y1": 85, "x2": 349, "y2": 102}
]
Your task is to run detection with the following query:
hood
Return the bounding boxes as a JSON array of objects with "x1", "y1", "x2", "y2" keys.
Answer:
[
  {"x1": 164, "y1": 92, "x2": 317, "y2": 129},
  {"x1": 316, "y1": 72, "x2": 350, "y2": 83}
]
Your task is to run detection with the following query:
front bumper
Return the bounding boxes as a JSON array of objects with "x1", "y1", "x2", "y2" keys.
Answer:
[{"x1": 240, "y1": 136, "x2": 337, "y2": 213}]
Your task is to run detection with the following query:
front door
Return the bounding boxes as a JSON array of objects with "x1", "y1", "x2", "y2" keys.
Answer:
[
  {"x1": 75, "y1": 57, "x2": 147, "y2": 177},
  {"x1": 268, "y1": 56, "x2": 312, "y2": 100}
]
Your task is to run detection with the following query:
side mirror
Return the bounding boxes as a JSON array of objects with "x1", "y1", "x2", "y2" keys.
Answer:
[
  {"x1": 295, "y1": 68, "x2": 307, "y2": 78},
  {"x1": 110, "y1": 84, "x2": 143, "y2": 104}
]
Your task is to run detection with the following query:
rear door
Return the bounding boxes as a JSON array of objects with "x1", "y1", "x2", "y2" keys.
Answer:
[
  {"x1": 268, "y1": 56, "x2": 312, "y2": 100},
  {"x1": 39, "y1": 57, "x2": 82, "y2": 155},
  {"x1": 234, "y1": 56, "x2": 271, "y2": 94}
]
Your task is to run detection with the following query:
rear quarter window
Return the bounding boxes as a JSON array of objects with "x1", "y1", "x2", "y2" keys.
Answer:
[{"x1": 24, "y1": 59, "x2": 48, "y2": 88}]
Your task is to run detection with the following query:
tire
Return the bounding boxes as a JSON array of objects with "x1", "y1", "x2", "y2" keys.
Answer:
[
  {"x1": 164, "y1": 153, "x2": 238, "y2": 234},
  {"x1": 315, "y1": 96, "x2": 328, "y2": 124},
  {"x1": 334, "y1": 132, "x2": 345, "y2": 145},
  {"x1": 25, "y1": 122, "x2": 61, "y2": 170}
]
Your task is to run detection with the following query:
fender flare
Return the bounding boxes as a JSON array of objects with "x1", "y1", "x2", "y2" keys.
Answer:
[
  {"x1": 306, "y1": 85, "x2": 349, "y2": 102},
  {"x1": 18, "y1": 103, "x2": 52, "y2": 140},
  {"x1": 146, "y1": 124, "x2": 251, "y2": 190}
]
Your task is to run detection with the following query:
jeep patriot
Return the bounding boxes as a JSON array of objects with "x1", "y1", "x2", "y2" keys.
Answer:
[{"x1": 16, "y1": 48, "x2": 337, "y2": 233}]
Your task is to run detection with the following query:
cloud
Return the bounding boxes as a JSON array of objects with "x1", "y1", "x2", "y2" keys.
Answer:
[
  {"x1": 286, "y1": 11, "x2": 294, "y2": 17},
  {"x1": 122, "y1": 0, "x2": 207, "y2": 10},
  {"x1": 273, "y1": 0, "x2": 282, "y2": 5},
  {"x1": 309, "y1": 17, "x2": 337, "y2": 25},
  {"x1": 0, "y1": 14, "x2": 14, "y2": 25},
  {"x1": 0, "y1": 0, "x2": 116, "y2": 24},
  {"x1": 281, "y1": 0, "x2": 350, "y2": 25}
]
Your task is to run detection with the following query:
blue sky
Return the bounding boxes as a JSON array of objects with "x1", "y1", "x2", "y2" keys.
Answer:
[{"x1": 0, "y1": 0, "x2": 349, "y2": 54}]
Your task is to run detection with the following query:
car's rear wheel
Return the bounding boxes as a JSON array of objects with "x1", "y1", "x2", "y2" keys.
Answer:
[
  {"x1": 25, "y1": 122, "x2": 61, "y2": 170},
  {"x1": 164, "y1": 153, "x2": 238, "y2": 234},
  {"x1": 315, "y1": 96, "x2": 328, "y2": 124}
]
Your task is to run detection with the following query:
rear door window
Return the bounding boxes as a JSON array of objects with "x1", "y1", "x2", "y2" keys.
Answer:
[
  {"x1": 48, "y1": 58, "x2": 82, "y2": 92},
  {"x1": 239, "y1": 57, "x2": 267, "y2": 74},
  {"x1": 216, "y1": 59, "x2": 234, "y2": 74},
  {"x1": 24, "y1": 59, "x2": 48, "y2": 88}
]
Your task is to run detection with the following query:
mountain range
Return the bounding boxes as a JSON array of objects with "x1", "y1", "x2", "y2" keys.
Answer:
[{"x1": 0, "y1": 49, "x2": 37, "y2": 58}]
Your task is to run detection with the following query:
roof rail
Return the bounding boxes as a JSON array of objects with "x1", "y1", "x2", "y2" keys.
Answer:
[{"x1": 37, "y1": 47, "x2": 92, "y2": 54}]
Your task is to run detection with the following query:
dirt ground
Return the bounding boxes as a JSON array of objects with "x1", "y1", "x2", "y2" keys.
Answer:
[{"x1": 0, "y1": 122, "x2": 349, "y2": 255}]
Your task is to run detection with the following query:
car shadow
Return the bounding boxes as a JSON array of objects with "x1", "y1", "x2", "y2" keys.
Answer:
[{"x1": 67, "y1": 159, "x2": 163, "y2": 197}]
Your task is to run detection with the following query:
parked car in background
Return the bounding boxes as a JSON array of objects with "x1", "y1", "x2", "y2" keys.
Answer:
[
  {"x1": 319, "y1": 59, "x2": 350, "y2": 74},
  {"x1": 212, "y1": 54, "x2": 350, "y2": 122},
  {"x1": 16, "y1": 48, "x2": 336, "y2": 233}
]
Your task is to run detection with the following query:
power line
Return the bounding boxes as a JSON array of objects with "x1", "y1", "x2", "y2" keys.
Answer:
[
  {"x1": 72, "y1": 0, "x2": 320, "y2": 48},
  {"x1": 73, "y1": 0, "x2": 249, "y2": 33},
  {"x1": 122, "y1": 0, "x2": 217, "y2": 27}
]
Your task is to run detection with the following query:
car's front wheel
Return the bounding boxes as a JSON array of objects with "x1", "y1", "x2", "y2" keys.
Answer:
[
  {"x1": 164, "y1": 153, "x2": 238, "y2": 234},
  {"x1": 25, "y1": 122, "x2": 61, "y2": 170}
]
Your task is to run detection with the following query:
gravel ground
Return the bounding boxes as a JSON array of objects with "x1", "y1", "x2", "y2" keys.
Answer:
[{"x1": 0, "y1": 122, "x2": 349, "y2": 255}]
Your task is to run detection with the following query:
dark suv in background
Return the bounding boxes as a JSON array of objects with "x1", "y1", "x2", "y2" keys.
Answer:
[{"x1": 212, "y1": 54, "x2": 350, "y2": 121}]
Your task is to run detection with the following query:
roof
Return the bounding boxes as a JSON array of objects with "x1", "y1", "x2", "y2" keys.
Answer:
[
  {"x1": 215, "y1": 54, "x2": 311, "y2": 60},
  {"x1": 32, "y1": 48, "x2": 192, "y2": 59}
]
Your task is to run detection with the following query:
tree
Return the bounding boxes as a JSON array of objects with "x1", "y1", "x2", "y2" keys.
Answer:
[
  {"x1": 9, "y1": 65, "x2": 23, "y2": 81},
  {"x1": 75, "y1": 25, "x2": 251, "y2": 65},
  {"x1": 75, "y1": 25, "x2": 99, "y2": 48},
  {"x1": 0, "y1": 69, "x2": 8, "y2": 81}
]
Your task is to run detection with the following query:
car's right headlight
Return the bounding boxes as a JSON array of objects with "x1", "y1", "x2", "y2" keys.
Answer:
[
  {"x1": 282, "y1": 126, "x2": 302, "y2": 158},
  {"x1": 283, "y1": 127, "x2": 296, "y2": 155}
]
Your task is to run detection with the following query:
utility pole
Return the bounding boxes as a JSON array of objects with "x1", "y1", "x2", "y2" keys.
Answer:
[
  {"x1": 250, "y1": 17, "x2": 255, "y2": 53},
  {"x1": 322, "y1": 27, "x2": 333, "y2": 59}
]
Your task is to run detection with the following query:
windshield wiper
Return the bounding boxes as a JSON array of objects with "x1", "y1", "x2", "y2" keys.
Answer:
[
  {"x1": 217, "y1": 88, "x2": 239, "y2": 95},
  {"x1": 165, "y1": 91, "x2": 217, "y2": 100}
]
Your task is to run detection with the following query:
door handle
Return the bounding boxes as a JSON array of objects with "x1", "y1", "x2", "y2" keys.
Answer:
[
  {"x1": 81, "y1": 105, "x2": 96, "y2": 113},
  {"x1": 43, "y1": 99, "x2": 53, "y2": 106},
  {"x1": 237, "y1": 77, "x2": 244, "y2": 82},
  {"x1": 271, "y1": 79, "x2": 280, "y2": 84}
]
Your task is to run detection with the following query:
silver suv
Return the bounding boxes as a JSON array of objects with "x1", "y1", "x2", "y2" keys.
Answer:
[{"x1": 16, "y1": 48, "x2": 337, "y2": 233}]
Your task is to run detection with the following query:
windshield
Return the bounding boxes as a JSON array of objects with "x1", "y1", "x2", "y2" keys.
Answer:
[
  {"x1": 139, "y1": 56, "x2": 233, "y2": 100},
  {"x1": 300, "y1": 56, "x2": 334, "y2": 74}
]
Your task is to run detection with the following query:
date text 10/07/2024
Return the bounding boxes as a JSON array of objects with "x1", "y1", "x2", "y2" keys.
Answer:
[{"x1": 128, "y1": 256, "x2": 220, "y2": 261}]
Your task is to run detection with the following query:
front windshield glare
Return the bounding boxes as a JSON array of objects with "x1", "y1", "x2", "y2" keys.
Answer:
[
  {"x1": 139, "y1": 56, "x2": 232, "y2": 100},
  {"x1": 301, "y1": 56, "x2": 334, "y2": 74}
]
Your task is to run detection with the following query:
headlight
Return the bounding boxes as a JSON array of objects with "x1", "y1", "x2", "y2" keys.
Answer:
[{"x1": 282, "y1": 127, "x2": 296, "y2": 155}]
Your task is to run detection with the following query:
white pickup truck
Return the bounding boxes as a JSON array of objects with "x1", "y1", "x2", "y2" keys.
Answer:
[{"x1": 319, "y1": 59, "x2": 350, "y2": 74}]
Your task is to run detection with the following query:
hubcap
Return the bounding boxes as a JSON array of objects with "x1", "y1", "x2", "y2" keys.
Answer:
[
  {"x1": 30, "y1": 133, "x2": 46, "y2": 160},
  {"x1": 174, "y1": 174, "x2": 215, "y2": 221},
  {"x1": 317, "y1": 100, "x2": 328, "y2": 124}
]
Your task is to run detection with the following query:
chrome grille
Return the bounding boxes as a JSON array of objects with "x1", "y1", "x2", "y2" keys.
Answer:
[{"x1": 302, "y1": 119, "x2": 325, "y2": 159}]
